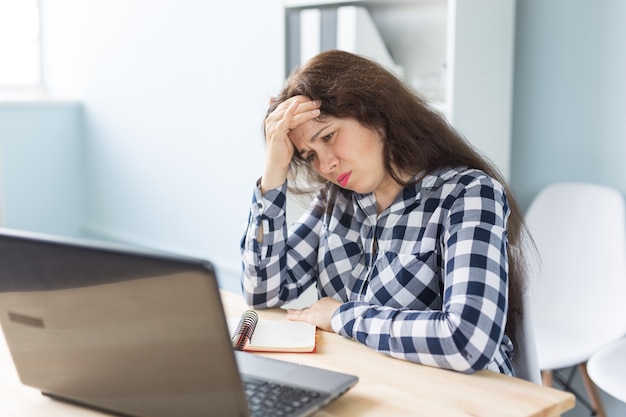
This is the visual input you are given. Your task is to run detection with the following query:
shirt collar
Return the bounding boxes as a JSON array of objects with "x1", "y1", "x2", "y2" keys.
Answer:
[{"x1": 351, "y1": 167, "x2": 467, "y2": 216}]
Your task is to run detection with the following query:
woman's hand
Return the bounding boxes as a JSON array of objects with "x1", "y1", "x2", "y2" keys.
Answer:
[
  {"x1": 286, "y1": 297, "x2": 341, "y2": 332},
  {"x1": 261, "y1": 96, "x2": 320, "y2": 194}
]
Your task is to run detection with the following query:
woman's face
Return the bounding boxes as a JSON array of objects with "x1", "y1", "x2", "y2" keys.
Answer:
[{"x1": 289, "y1": 116, "x2": 398, "y2": 197}]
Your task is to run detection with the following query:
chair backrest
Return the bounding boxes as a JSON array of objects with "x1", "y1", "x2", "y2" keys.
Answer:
[
  {"x1": 525, "y1": 182, "x2": 626, "y2": 369},
  {"x1": 512, "y1": 288, "x2": 542, "y2": 384}
]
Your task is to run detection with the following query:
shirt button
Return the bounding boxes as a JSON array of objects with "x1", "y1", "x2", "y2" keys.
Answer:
[{"x1": 257, "y1": 201, "x2": 264, "y2": 210}]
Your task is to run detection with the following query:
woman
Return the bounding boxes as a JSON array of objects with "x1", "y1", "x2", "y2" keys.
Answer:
[{"x1": 240, "y1": 50, "x2": 530, "y2": 376}]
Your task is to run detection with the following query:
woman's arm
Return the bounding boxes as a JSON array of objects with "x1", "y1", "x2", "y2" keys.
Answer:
[
  {"x1": 328, "y1": 176, "x2": 511, "y2": 373},
  {"x1": 240, "y1": 95, "x2": 322, "y2": 307},
  {"x1": 240, "y1": 183, "x2": 325, "y2": 308}
]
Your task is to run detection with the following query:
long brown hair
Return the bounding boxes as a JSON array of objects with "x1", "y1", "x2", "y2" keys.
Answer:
[{"x1": 267, "y1": 49, "x2": 529, "y2": 354}]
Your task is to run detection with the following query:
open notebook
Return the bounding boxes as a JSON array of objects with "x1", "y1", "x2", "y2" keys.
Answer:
[
  {"x1": 229, "y1": 310, "x2": 317, "y2": 353},
  {"x1": 0, "y1": 228, "x2": 358, "y2": 417}
]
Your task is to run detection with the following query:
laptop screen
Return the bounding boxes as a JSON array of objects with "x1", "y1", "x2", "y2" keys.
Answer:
[{"x1": 0, "y1": 229, "x2": 250, "y2": 417}]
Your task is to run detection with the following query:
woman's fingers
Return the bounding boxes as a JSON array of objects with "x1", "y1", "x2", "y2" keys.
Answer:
[
  {"x1": 286, "y1": 297, "x2": 341, "y2": 332},
  {"x1": 265, "y1": 98, "x2": 297, "y2": 139},
  {"x1": 261, "y1": 99, "x2": 308, "y2": 192},
  {"x1": 262, "y1": 96, "x2": 320, "y2": 183},
  {"x1": 289, "y1": 103, "x2": 320, "y2": 129},
  {"x1": 268, "y1": 96, "x2": 320, "y2": 132}
]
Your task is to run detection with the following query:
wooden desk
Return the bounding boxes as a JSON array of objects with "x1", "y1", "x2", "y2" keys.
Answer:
[
  {"x1": 0, "y1": 290, "x2": 575, "y2": 417},
  {"x1": 220, "y1": 291, "x2": 575, "y2": 417}
]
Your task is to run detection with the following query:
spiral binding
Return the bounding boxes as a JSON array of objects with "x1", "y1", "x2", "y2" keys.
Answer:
[{"x1": 231, "y1": 310, "x2": 259, "y2": 350}]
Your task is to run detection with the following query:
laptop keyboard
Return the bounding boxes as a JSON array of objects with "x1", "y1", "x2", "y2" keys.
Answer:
[{"x1": 243, "y1": 378, "x2": 324, "y2": 417}]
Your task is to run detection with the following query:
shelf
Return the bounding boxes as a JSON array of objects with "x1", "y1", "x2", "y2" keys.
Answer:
[
  {"x1": 283, "y1": 0, "x2": 516, "y2": 178},
  {"x1": 285, "y1": 0, "x2": 448, "y2": 109}
]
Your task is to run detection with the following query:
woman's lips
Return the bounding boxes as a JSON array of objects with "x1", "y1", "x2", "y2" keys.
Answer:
[{"x1": 337, "y1": 172, "x2": 351, "y2": 187}]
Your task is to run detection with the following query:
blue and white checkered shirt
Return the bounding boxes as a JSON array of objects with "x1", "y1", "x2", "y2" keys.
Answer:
[{"x1": 241, "y1": 167, "x2": 514, "y2": 375}]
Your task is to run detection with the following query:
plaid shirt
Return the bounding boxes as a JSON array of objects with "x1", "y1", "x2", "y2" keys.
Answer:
[{"x1": 241, "y1": 167, "x2": 514, "y2": 375}]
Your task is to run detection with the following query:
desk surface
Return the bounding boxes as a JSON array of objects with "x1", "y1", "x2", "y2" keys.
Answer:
[{"x1": 0, "y1": 290, "x2": 575, "y2": 417}]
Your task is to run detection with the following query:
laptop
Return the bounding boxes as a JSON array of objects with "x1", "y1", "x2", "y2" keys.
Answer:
[{"x1": 0, "y1": 228, "x2": 358, "y2": 417}]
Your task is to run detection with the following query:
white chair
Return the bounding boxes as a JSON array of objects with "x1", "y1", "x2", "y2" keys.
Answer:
[
  {"x1": 525, "y1": 182, "x2": 626, "y2": 416},
  {"x1": 587, "y1": 337, "x2": 626, "y2": 404},
  {"x1": 511, "y1": 289, "x2": 542, "y2": 384}
]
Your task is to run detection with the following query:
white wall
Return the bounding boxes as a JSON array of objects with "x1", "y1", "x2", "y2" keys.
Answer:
[
  {"x1": 0, "y1": 102, "x2": 83, "y2": 235},
  {"x1": 602, "y1": 0, "x2": 626, "y2": 184},
  {"x1": 511, "y1": 0, "x2": 626, "y2": 210},
  {"x1": 35, "y1": 0, "x2": 626, "y2": 286},
  {"x1": 41, "y1": 0, "x2": 284, "y2": 278}
]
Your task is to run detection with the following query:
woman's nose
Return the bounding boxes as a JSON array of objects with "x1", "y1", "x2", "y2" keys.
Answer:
[{"x1": 317, "y1": 151, "x2": 337, "y2": 174}]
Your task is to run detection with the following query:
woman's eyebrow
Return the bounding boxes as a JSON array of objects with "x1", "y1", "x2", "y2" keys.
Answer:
[
  {"x1": 308, "y1": 123, "x2": 334, "y2": 144},
  {"x1": 297, "y1": 125, "x2": 330, "y2": 157},
  {"x1": 308, "y1": 126, "x2": 327, "y2": 143}
]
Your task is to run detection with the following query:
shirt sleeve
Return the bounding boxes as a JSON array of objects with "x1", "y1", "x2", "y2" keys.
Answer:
[
  {"x1": 330, "y1": 175, "x2": 511, "y2": 373},
  {"x1": 240, "y1": 181, "x2": 324, "y2": 308}
]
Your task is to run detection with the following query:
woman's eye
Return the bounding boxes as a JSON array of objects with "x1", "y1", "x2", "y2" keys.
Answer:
[
  {"x1": 306, "y1": 153, "x2": 317, "y2": 163},
  {"x1": 322, "y1": 133, "x2": 334, "y2": 142}
]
